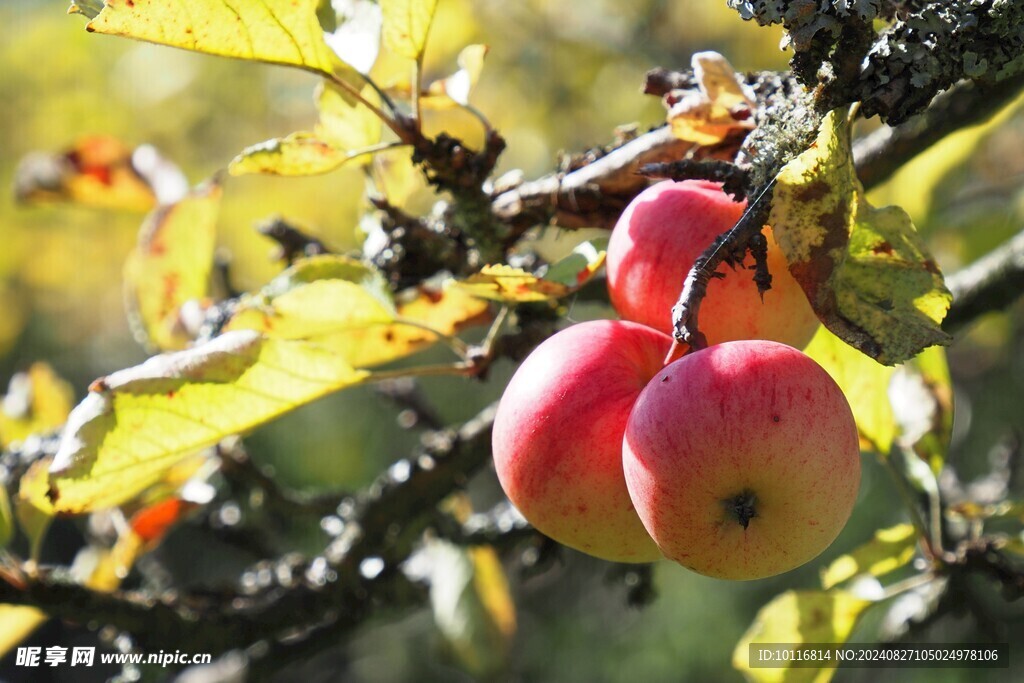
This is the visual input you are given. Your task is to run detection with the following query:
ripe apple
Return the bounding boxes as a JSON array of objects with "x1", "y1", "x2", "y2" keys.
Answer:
[
  {"x1": 606, "y1": 180, "x2": 820, "y2": 348},
  {"x1": 622, "y1": 340, "x2": 860, "y2": 580},
  {"x1": 492, "y1": 320, "x2": 674, "y2": 562}
]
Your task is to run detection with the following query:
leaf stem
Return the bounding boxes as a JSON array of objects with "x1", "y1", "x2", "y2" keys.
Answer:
[
  {"x1": 391, "y1": 317, "x2": 472, "y2": 359},
  {"x1": 325, "y1": 73, "x2": 412, "y2": 143},
  {"x1": 369, "y1": 362, "x2": 475, "y2": 382}
]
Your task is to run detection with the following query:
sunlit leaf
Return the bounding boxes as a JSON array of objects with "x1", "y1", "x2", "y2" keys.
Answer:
[
  {"x1": 803, "y1": 327, "x2": 895, "y2": 453},
  {"x1": 224, "y1": 256, "x2": 490, "y2": 367},
  {"x1": 455, "y1": 239, "x2": 607, "y2": 303},
  {"x1": 317, "y1": 82, "x2": 384, "y2": 150},
  {"x1": 230, "y1": 133, "x2": 360, "y2": 177},
  {"x1": 733, "y1": 590, "x2": 872, "y2": 683},
  {"x1": 13, "y1": 136, "x2": 186, "y2": 211},
  {"x1": 423, "y1": 44, "x2": 489, "y2": 108},
  {"x1": 84, "y1": 0, "x2": 338, "y2": 77},
  {"x1": 428, "y1": 538, "x2": 516, "y2": 678},
  {"x1": 48, "y1": 331, "x2": 371, "y2": 514},
  {"x1": 771, "y1": 108, "x2": 952, "y2": 365},
  {"x1": 0, "y1": 363, "x2": 75, "y2": 448},
  {"x1": 0, "y1": 606, "x2": 47, "y2": 659},
  {"x1": 125, "y1": 180, "x2": 220, "y2": 351},
  {"x1": 821, "y1": 524, "x2": 918, "y2": 590},
  {"x1": 231, "y1": 84, "x2": 384, "y2": 176},
  {"x1": 667, "y1": 51, "x2": 756, "y2": 146},
  {"x1": 16, "y1": 458, "x2": 56, "y2": 562},
  {"x1": 381, "y1": 0, "x2": 439, "y2": 61}
]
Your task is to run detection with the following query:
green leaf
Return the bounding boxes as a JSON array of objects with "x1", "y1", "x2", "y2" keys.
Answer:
[
  {"x1": 125, "y1": 180, "x2": 220, "y2": 351},
  {"x1": 48, "y1": 331, "x2": 370, "y2": 514},
  {"x1": 427, "y1": 539, "x2": 516, "y2": 678},
  {"x1": 733, "y1": 590, "x2": 872, "y2": 683},
  {"x1": 381, "y1": 0, "x2": 439, "y2": 61},
  {"x1": 224, "y1": 256, "x2": 490, "y2": 367},
  {"x1": 455, "y1": 239, "x2": 607, "y2": 303},
  {"x1": 821, "y1": 524, "x2": 918, "y2": 590},
  {"x1": 84, "y1": 0, "x2": 338, "y2": 77},
  {"x1": 770, "y1": 108, "x2": 952, "y2": 365}
]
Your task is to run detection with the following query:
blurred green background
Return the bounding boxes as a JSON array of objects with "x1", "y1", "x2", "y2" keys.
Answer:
[{"x1": 0, "y1": 1, "x2": 1022, "y2": 681}]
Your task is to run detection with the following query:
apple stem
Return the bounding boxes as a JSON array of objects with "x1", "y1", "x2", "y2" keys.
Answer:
[{"x1": 723, "y1": 489, "x2": 758, "y2": 529}]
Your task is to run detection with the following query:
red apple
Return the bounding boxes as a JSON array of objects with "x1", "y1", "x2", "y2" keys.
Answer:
[
  {"x1": 492, "y1": 320, "x2": 672, "y2": 562},
  {"x1": 623, "y1": 340, "x2": 860, "y2": 580},
  {"x1": 606, "y1": 180, "x2": 819, "y2": 347}
]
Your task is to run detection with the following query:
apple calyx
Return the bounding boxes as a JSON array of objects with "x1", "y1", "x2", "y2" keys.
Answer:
[{"x1": 722, "y1": 489, "x2": 758, "y2": 529}]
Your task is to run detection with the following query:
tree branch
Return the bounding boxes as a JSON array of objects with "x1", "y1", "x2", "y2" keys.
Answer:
[
  {"x1": 855, "y1": 74, "x2": 1024, "y2": 191},
  {"x1": 943, "y1": 227, "x2": 1024, "y2": 333}
]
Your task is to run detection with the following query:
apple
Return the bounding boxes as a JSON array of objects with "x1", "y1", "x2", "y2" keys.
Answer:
[
  {"x1": 492, "y1": 320, "x2": 673, "y2": 562},
  {"x1": 606, "y1": 180, "x2": 819, "y2": 348},
  {"x1": 622, "y1": 340, "x2": 860, "y2": 580}
]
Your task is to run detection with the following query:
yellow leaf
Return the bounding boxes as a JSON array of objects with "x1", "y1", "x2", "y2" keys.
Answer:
[
  {"x1": 428, "y1": 539, "x2": 516, "y2": 678},
  {"x1": 13, "y1": 135, "x2": 161, "y2": 212},
  {"x1": 316, "y1": 82, "x2": 383, "y2": 151},
  {"x1": 668, "y1": 51, "x2": 756, "y2": 146},
  {"x1": 0, "y1": 363, "x2": 75, "y2": 448},
  {"x1": 86, "y1": 0, "x2": 337, "y2": 77},
  {"x1": 229, "y1": 133, "x2": 359, "y2": 177},
  {"x1": 803, "y1": 327, "x2": 896, "y2": 453},
  {"x1": 48, "y1": 331, "x2": 370, "y2": 514},
  {"x1": 733, "y1": 590, "x2": 872, "y2": 683},
  {"x1": 381, "y1": 0, "x2": 439, "y2": 61},
  {"x1": 16, "y1": 457, "x2": 56, "y2": 562},
  {"x1": 821, "y1": 524, "x2": 918, "y2": 589},
  {"x1": 125, "y1": 180, "x2": 220, "y2": 351},
  {"x1": 0, "y1": 606, "x2": 47, "y2": 659},
  {"x1": 770, "y1": 107, "x2": 952, "y2": 365},
  {"x1": 224, "y1": 256, "x2": 490, "y2": 367},
  {"x1": 456, "y1": 239, "x2": 607, "y2": 303}
]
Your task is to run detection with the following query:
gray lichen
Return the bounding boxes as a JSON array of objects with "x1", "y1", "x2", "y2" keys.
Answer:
[
  {"x1": 857, "y1": 0, "x2": 1024, "y2": 123},
  {"x1": 728, "y1": 0, "x2": 1024, "y2": 124}
]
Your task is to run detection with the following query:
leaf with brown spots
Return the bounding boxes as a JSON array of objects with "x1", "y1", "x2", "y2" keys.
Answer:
[
  {"x1": 381, "y1": 0, "x2": 439, "y2": 61},
  {"x1": 223, "y1": 255, "x2": 490, "y2": 367},
  {"x1": 13, "y1": 135, "x2": 186, "y2": 211},
  {"x1": 125, "y1": 179, "x2": 220, "y2": 351},
  {"x1": 83, "y1": 0, "x2": 338, "y2": 77},
  {"x1": 454, "y1": 238, "x2": 607, "y2": 303},
  {"x1": 770, "y1": 108, "x2": 952, "y2": 365},
  {"x1": 48, "y1": 331, "x2": 371, "y2": 513}
]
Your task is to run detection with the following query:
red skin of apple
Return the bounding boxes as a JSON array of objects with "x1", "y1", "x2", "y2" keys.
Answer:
[
  {"x1": 492, "y1": 320, "x2": 671, "y2": 562},
  {"x1": 606, "y1": 180, "x2": 820, "y2": 347},
  {"x1": 623, "y1": 340, "x2": 861, "y2": 580}
]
